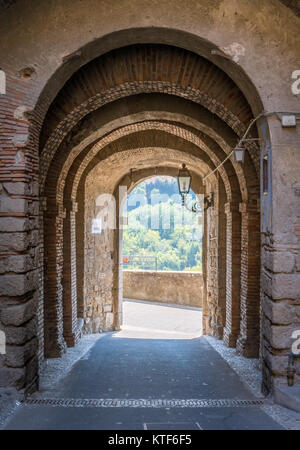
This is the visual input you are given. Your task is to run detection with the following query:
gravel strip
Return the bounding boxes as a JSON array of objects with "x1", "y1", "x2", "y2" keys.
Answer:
[
  {"x1": 36, "y1": 333, "x2": 106, "y2": 394},
  {"x1": 204, "y1": 335, "x2": 300, "y2": 430}
]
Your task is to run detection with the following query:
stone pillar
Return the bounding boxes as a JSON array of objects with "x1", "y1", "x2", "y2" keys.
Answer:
[
  {"x1": 223, "y1": 202, "x2": 241, "y2": 348},
  {"x1": 0, "y1": 70, "x2": 40, "y2": 393},
  {"x1": 83, "y1": 177, "x2": 116, "y2": 334},
  {"x1": 76, "y1": 181, "x2": 85, "y2": 321},
  {"x1": 202, "y1": 196, "x2": 208, "y2": 335},
  {"x1": 37, "y1": 196, "x2": 47, "y2": 367},
  {"x1": 0, "y1": 184, "x2": 40, "y2": 392},
  {"x1": 114, "y1": 184, "x2": 126, "y2": 331},
  {"x1": 217, "y1": 187, "x2": 227, "y2": 339},
  {"x1": 236, "y1": 202, "x2": 260, "y2": 358},
  {"x1": 205, "y1": 184, "x2": 226, "y2": 339},
  {"x1": 260, "y1": 117, "x2": 300, "y2": 393},
  {"x1": 62, "y1": 200, "x2": 79, "y2": 347},
  {"x1": 44, "y1": 202, "x2": 67, "y2": 357}
]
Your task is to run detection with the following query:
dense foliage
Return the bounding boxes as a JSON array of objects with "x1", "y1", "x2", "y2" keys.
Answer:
[{"x1": 123, "y1": 177, "x2": 202, "y2": 272}]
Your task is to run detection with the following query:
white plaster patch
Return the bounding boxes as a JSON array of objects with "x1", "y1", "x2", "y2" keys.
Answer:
[
  {"x1": 12, "y1": 135, "x2": 28, "y2": 146},
  {"x1": 14, "y1": 150, "x2": 25, "y2": 165},
  {"x1": 13, "y1": 105, "x2": 31, "y2": 120},
  {"x1": 221, "y1": 42, "x2": 245, "y2": 63}
]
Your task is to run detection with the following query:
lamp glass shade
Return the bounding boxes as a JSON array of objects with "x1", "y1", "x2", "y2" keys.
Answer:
[
  {"x1": 177, "y1": 164, "x2": 191, "y2": 195},
  {"x1": 234, "y1": 148, "x2": 245, "y2": 163}
]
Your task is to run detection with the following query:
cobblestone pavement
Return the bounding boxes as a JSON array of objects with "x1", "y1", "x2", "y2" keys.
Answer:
[{"x1": 2, "y1": 300, "x2": 300, "y2": 430}]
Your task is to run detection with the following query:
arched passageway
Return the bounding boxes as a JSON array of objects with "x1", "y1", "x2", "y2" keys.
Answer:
[
  {"x1": 39, "y1": 44, "x2": 261, "y2": 401},
  {"x1": 0, "y1": 1, "x2": 299, "y2": 407},
  {"x1": 0, "y1": 42, "x2": 273, "y2": 392}
]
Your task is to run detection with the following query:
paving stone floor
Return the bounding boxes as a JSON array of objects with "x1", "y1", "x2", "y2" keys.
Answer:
[{"x1": 3, "y1": 300, "x2": 296, "y2": 430}]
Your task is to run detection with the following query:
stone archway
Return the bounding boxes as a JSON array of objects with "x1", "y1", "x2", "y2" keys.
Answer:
[
  {"x1": 39, "y1": 45, "x2": 260, "y2": 370},
  {"x1": 1, "y1": 3, "x2": 299, "y2": 399}
]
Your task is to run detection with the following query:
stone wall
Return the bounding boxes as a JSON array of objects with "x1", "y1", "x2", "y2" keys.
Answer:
[
  {"x1": 83, "y1": 151, "x2": 207, "y2": 334},
  {"x1": 260, "y1": 118, "x2": 300, "y2": 392},
  {"x1": 123, "y1": 270, "x2": 203, "y2": 307},
  {"x1": 83, "y1": 167, "x2": 116, "y2": 334},
  {"x1": 205, "y1": 182, "x2": 224, "y2": 339}
]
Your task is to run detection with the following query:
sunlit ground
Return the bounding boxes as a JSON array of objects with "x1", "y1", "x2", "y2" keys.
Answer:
[{"x1": 114, "y1": 299, "x2": 203, "y2": 339}]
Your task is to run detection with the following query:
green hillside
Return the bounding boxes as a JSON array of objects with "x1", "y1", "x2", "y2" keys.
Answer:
[{"x1": 123, "y1": 177, "x2": 202, "y2": 272}]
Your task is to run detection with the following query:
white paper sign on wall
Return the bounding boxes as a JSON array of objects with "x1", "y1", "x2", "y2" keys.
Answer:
[
  {"x1": 281, "y1": 115, "x2": 296, "y2": 127},
  {"x1": 92, "y1": 218, "x2": 102, "y2": 234}
]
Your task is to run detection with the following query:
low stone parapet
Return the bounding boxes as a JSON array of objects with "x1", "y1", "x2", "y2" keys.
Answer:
[{"x1": 123, "y1": 270, "x2": 203, "y2": 308}]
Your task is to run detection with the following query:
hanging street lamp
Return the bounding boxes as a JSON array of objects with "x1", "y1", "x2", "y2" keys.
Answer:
[
  {"x1": 177, "y1": 164, "x2": 192, "y2": 205},
  {"x1": 233, "y1": 146, "x2": 246, "y2": 163},
  {"x1": 177, "y1": 164, "x2": 213, "y2": 213}
]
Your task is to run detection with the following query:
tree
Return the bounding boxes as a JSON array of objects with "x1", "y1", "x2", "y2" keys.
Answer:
[{"x1": 123, "y1": 176, "x2": 202, "y2": 272}]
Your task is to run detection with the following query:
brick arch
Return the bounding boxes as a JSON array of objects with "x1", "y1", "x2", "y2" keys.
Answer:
[
  {"x1": 43, "y1": 111, "x2": 259, "y2": 362},
  {"x1": 69, "y1": 141, "x2": 224, "y2": 336},
  {"x1": 70, "y1": 121, "x2": 246, "y2": 203},
  {"x1": 43, "y1": 113, "x2": 242, "y2": 355},
  {"x1": 44, "y1": 117, "x2": 260, "y2": 356},
  {"x1": 34, "y1": 24, "x2": 267, "y2": 126},
  {"x1": 7, "y1": 1, "x2": 296, "y2": 145},
  {"x1": 67, "y1": 125, "x2": 259, "y2": 354},
  {"x1": 45, "y1": 130, "x2": 226, "y2": 355},
  {"x1": 115, "y1": 166, "x2": 225, "y2": 337},
  {"x1": 115, "y1": 166, "x2": 209, "y2": 330},
  {"x1": 85, "y1": 147, "x2": 212, "y2": 192},
  {"x1": 78, "y1": 146, "x2": 226, "y2": 335},
  {"x1": 82, "y1": 148, "x2": 219, "y2": 332},
  {"x1": 72, "y1": 142, "x2": 220, "y2": 207},
  {"x1": 50, "y1": 97, "x2": 249, "y2": 209},
  {"x1": 56, "y1": 111, "x2": 248, "y2": 201},
  {"x1": 40, "y1": 45, "x2": 260, "y2": 364},
  {"x1": 42, "y1": 93, "x2": 246, "y2": 183},
  {"x1": 39, "y1": 45, "x2": 261, "y2": 190},
  {"x1": 73, "y1": 147, "x2": 213, "y2": 345},
  {"x1": 62, "y1": 132, "x2": 243, "y2": 341},
  {"x1": 40, "y1": 44, "x2": 253, "y2": 145},
  {"x1": 40, "y1": 81, "x2": 259, "y2": 190},
  {"x1": 58, "y1": 129, "x2": 230, "y2": 342},
  {"x1": 1, "y1": 4, "x2": 299, "y2": 398},
  {"x1": 47, "y1": 116, "x2": 242, "y2": 267},
  {"x1": 121, "y1": 167, "x2": 207, "y2": 197}
]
